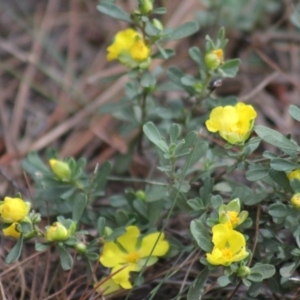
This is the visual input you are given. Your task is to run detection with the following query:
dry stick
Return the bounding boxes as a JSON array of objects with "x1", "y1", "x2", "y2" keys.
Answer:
[
  {"x1": 227, "y1": 205, "x2": 261, "y2": 300},
  {"x1": 30, "y1": 254, "x2": 39, "y2": 300},
  {"x1": 239, "y1": 72, "x2": 279, "y2": 102},
  {"x1": 0, "y1": 251, "x2": 44, "y2": 279},
  {"x1": 0, "y1": 280, "x2": 9, "y2": 300},
  {"x1": 38, "y1": 248, "x2": 51, "y2": 300},
  {"x1": 178, "y1": 249, "x2": 200, "y2": 297},
  {"x1": 254, "y1": 46, "x2": 300, "y2": 93},
  {"x1": 11, "y1": 1, "x2": 59, "y2": 142},
  {"x1": 42, "y1": 274, "x2": 86, "y2": 300},
  {"x1": 28, "y1": 0, "x2": 201, "y2": 153},
  {"x1": 0, "y1": 81, "x2": 18, "y2": 153}
]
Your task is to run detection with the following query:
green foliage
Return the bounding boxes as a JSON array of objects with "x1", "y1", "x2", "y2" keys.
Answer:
[{"x1": 2, "y1": 1, "x2": 300, "y2": 299}]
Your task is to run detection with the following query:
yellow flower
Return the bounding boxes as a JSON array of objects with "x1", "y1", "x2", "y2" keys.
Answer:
[
  {"x1": 3, "y1": 222, "x2": 21, "y2": 238},
  {"x1": 0, "y1": 197, "x2": 30, "y2": 223},
  {"x1": 218, "y1": 198, "x2": 248, "y2": 229},
  {"x1": 107, "y1": 29, "x2": 150, "y2": 67},
  {"x1": 45, "y1": 222, "x2": 69, "y2": 242},
  {"x1": 99, "y1": 225, "x2": 169, "y2": 289},
  {"x1": 49, "y1": 159, "x2": 71, "y2": 181},
  {"x1": 206, "y1": 224, "x2": 249, "y2": 266},
  {"x1": 287, "y1": 169, "x2": 300, "y2": 181},
  {"x1": 291, "y1": 193, "x2": 300, "y2": 210},
  {"x1": 205, "y1": 102, "x2": 257, "y2": 145}
]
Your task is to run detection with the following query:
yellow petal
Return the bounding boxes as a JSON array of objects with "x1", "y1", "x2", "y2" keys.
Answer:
[
  {"x1": 111, "y1": 263, "x2": 138, "y2": 289},
  {"x1": 117, "y1": 226, "x2": 140, "y2": 253},
  {"x1": 3, "y1": 223, "x2": 21, "y2": 238},
  {"x1": 100, "y1": 241, "x2": 127, "y2": 268},
  {"x1": 227, "y1": 230, "x2": 246, "y2": 253},
  {"x1": 211, "y1": 224, "x2": 229, "y2": 248},
  {"x1": 138, "y1": 232, "x2": 169, "y2": 257}
]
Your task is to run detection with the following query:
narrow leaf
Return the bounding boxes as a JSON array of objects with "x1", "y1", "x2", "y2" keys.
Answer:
[
  {"x1": 168, "y1": 22, "x2": 199, "y2": 41},
  {"x1": 5, "y1": 235, "x2": 24, "y2": 263},
  {"x1": 58, "y1": 244, "x2": 73, "y2": 270},
  {"x1": 187, "y1": 267, "x2": 209, "y2": 300},
  {"x1": 97, "y1": 2, "x2": 131, "y2": 23},
  {"x1": 289, "y1": 105, "x2": 300, "y2": 122}
]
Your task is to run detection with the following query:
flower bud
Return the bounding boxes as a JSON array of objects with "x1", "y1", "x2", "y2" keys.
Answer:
[
  {"x1": 291, "y1": 193, "x2": 300, "y2": 210},
  {"x1": 139, "y1": 0, "x2": 153, "y2": 14},
  {"x1": 0, "y1": 197, "x2": 30, "y2": 223},
  {"x1": 205, "y1": 49, "x2": 224, "y2": 70},
  {"x1": 237, "y1": 266, "x2": 251, "y2": 278},
  {"x1": 75, "y1": 242, "x2": 87, "y2": 254},
  {"x1": 45, "y1": 222, "x2": 69, "y2": 242},
  {"x1": 152, "y1": 18, "x2": 164, "y2": 31},
  {"x1": 49, "y1": 159, "x2": 71, "y2": 181},
  {"x1": 136, "y1": 190, "x2": 146, "y2": 201},
  {"x1": 3, "y1": 223, "x2": 21, "y2": 238}
]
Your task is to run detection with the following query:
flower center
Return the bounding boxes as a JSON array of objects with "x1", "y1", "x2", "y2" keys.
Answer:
[
  {"x1": 126, "y1": 251, "x2": 140, "y2": 263},
  {"x1": 221, "y1": 247, "x2": 233, "y2": 259},
  {"x1": 228, "y1": 211, "x2": 240, "y2": 226}
]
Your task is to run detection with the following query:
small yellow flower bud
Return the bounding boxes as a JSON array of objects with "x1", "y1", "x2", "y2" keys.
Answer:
[
  {"x1": 205, "y1": 49, "x2": 224, "y2": 70},
  {"x1": 3, "y1": 223, "x2": 21, "y2": 238},
  {"x1": 291, "y1": 193, "x2": 300, "y2": 209},
  {"x1": 45, "y1": 222, "x2": 69, "y2": 242},
  {"x1": 49, "y1": 159, "x2": 71, "y2": 181},
  {"x1": 0, "y1": 197, "x2": 30, "y2": 223},
  {"x1": 139, "y1": 0, "x2": 153, "y2": 14}
]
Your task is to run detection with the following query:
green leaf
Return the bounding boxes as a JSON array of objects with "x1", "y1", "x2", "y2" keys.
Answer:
[
  {"x1": 57, "y1": 244, "x2": 73, "y2": 270},
  {"x1": 189, "y1": 47, "x2": 204, "y2": 66},
  {"x1": 270, "y1": 158, "x2": 300, "y2": 171},
  {"x1": 289, "y1": 105, "x2": 300, "y2": 122},
  {"x1": 143, "y1": 122, "x2": 169, "y2": 152},
  {"x1": 248, "y1": 272, "x2": 264, "y2": 282},
  {"x1": 145, "y1": 21, "x2": 161, "y2": 36},
  {"x1": 248, "y1": 282, "x2": 262, "y2": 297},
  {"x1": 153, "y1": 7, "x2": 167, "y2": 14},
  {"x1": 5, "y1": 235, "x2": 24, "y2": 263},
  {"x1": 146, "y1": 184, "x2": 168, "y2": 202},
  {"x1": 133, "y1": 200, "x2": 148, "y2": 218},
  {"x1": 97, "y1": 217, "x2": 106, "y2": 236},
  {"x1": 91, "y1": 161, "x2": 112, "y2": 191},
  {"x1": 190, "y1": 219, "x2": 213, "y2": 252},
  {"x1": 97, "y1": 2, "x2": 131, "y2": 23},
  {"x1": 280, "y1": 261, "x2": 299, "y2": 277},
  {"x1": 72, "y1": 193, "x2": 88, "y2": 222},
  {"x1": 35, "y1": 242, "x2": 51, "y2": 252},
  {"x1": 217, "y1": 275, "x2": 231, "y2": 287},
  {"x1": 269, "y1": 169, "x2": 292, "y2": 192},
  {"x1": 167, "y1": 22, "x2": 199, "y2": 41},
  {"x1": 187, "y1": 267, "x2": 209, "y2": 300},
  {"x1": 255, "y1": 125, "x2": 299, "y2": 155},
  {"x1": 269, "y1": 203, "x2": 291, "y2": 218},
  {"x1": 154, "y1": 46, "x2": 175, "y2": 59},
  {"x1": 246, "y1": 166, "x2": 269, "y2": 181},
  {"x1": 167, "y1": 67, "x2": 194, "y2": 94},
  {"x1": 218, "y1": 59, "x2": 240, "y2": 78},
  {"x1": 141, "y1": 70, "x2": 156, "y2": 88},
  {"x1": 170, "y1": 124, "x2": 181, "y2": 143}
]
